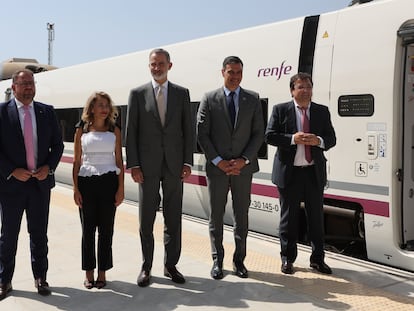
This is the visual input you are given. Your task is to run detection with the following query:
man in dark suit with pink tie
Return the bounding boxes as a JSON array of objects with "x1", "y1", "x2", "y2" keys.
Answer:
[
  {"x1": 0, "y1": 69, "x2": 64, "y2": 300},
  {"x1": 265, "y1": 72, "x2": 336, "y2": 275}
]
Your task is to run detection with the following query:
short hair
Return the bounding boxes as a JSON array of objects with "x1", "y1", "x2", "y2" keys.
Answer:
[
  {"x1": 222, "y1": 56, "x2": 243, "y2": 69},
  {"x1": 149, "y1": 48, "x2": 171, "y2": 63},
  {"x1": 81, "y1": 91, "x2": 118, "y2": 131},
  {"x1": 12, "y1": 69, "x2": 34, "y2": 83},
  {"x1": 290, "y1": 72, "x2": 313, "y2": 90}
]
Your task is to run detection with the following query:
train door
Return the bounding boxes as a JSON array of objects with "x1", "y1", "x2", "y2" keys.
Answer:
[{"x1": 401, "y1": 24, "x2": 414, "y2": 249}]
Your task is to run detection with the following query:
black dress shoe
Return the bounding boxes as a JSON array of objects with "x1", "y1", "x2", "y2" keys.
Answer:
[
  {"x1": 35, "y1": 279, "x2": 51, "y2": 296},
  {"x1": 137, "y1": 269, "x2": 151, "y2": 287},
  {"x1": 233, "y1": 261, "x2": 248, "y2": 278},
  {"x1": 211, "y1": 261, "x2": 224, "y2": 280},
  {"x1": 164, "y1": 266, "x2": 185, "y2": 284},
  {"x1": 0, "y1": 283, "x2": 12, "y2": 301},
  {"x1": 281, "y1": 261, "x2": 294, "y2": 274},
  {"x1": 310, "y1": 261, "x2": 332, "y2": 275}
]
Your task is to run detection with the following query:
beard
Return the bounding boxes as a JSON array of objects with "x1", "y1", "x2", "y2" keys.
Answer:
[
  {"x1": 151, "y1": 71, "x2": 168, "y2": 82},
  {"x1": 19, "y1": 92, "x2": 35, "y2": 101}
]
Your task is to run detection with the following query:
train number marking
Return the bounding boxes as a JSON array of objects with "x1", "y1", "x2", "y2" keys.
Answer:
[{"x1": 250, "y1": 200, "x2": 279, "y2": 213}]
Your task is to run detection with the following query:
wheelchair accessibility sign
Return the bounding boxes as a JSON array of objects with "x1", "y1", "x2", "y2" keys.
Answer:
[{"x1": 355, "y1": 162, "x2": 368, "y2": 177}]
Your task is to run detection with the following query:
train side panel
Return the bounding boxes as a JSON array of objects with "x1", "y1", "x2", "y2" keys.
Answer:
[{"x1": 1, "y1": 0, "x2": 414, "y2": 272}]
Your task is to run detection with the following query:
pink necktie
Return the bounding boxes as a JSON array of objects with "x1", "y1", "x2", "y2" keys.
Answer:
[
  {"x1": 23, "y1": 105, "x2": 35, "y2": 171},
  {"x1": 301, "y1": 107, "x2": 312, "y2": 163}
]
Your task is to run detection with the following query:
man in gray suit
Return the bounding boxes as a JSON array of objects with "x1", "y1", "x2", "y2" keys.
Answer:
[
  {"x1": 126, "y1": 48, "x2": 193, "y2": 287},
  {"x1": 197, "y1": 56, "x2": 264, "y2": 280}
]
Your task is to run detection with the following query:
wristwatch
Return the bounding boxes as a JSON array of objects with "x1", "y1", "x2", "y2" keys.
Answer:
[
  {"x1": 48, "y1": 169, "x2": 55, "y2": 175},
  {"x1": 243, "y1": 157, "x2": 250, "y2": 165}
]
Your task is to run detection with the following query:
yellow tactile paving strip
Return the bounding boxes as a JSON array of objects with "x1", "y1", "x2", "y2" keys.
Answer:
[{"x1": 52, "y1": 190, "x2": 414, "y2": 311}]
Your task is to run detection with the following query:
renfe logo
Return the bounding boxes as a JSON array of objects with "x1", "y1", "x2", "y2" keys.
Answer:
[{"x1": 257, "y1": 60, "x2": 292, "y2": 80}]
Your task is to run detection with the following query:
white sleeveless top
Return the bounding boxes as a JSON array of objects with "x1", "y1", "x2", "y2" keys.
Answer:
[{"x1": 79, "y1": 131, "x2": 120, "y2": 177}]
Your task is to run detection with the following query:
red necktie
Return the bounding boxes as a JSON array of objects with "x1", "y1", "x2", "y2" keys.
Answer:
[
  {"x1": 23, "y1": 105, "x2": 35, "y2": 171},
  {"x1": 301, "y1": 107, "x2": 312, "y2": 163}
]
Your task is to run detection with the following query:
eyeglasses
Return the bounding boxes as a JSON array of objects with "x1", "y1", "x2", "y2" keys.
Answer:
[
  {"x1": 14, "y1": 81, "x2": 36, "y2": 87},
  {"x1": 295, "y1": 85, "x2": 313, "y2": 90}
]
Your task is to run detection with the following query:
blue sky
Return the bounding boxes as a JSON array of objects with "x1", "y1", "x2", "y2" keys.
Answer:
[{"x1": 1, "y1": 0, "x2": 351, "y2": 68}]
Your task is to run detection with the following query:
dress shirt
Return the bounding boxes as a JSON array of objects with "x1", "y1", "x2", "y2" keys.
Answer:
[
  {"x1": 152, "y1": 79, "x2": 168, "y2": 113},
  {"x1": 291, "y1": 101, "x2": 324, "y2": 166}
]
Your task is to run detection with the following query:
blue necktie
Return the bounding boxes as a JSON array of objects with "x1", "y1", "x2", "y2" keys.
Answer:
[{"x1": 228, "y1": 91, "x2": 236, "y2": 127}]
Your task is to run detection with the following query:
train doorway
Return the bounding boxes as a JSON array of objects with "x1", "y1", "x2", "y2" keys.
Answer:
[{"x1": 400, "y1": 22, "x2": 414, "y2": 250}]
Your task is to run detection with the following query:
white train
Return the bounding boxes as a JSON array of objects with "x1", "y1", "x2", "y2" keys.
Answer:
[{"x1": 1, "y1": 0, "x2": 414, "y2": 272}]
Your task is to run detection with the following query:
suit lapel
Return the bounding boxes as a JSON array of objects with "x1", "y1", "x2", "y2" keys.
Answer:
[
  {"x1": 165, "y1": 83, "x2": 176, "y2": 126},
  {"x1": 309, "y1": 102, "x2": 318, "y2": 132},
  {"x1": 7, "y1": 100, "x2": 28, "y2": 164},
  {"x1": 218, "y1": 90, "x2": 233, "y2": 130},
  {"x1": 8, "y1": 100, "x2": 24, "y2": 142},
  {"x1": 143, "y1": 83, "x2": 160, "y2": 123},
  {"x1": 235, "y1": 89, "x2": 247, "y2": 130},
  {"x1": 288, "y1": 101, "x2": 297, "y2": 132},
  {"x1": 33, "y1": 102, "x2": 44, "y2": 153}
]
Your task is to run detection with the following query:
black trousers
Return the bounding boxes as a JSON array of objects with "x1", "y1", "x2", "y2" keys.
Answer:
[
  {"x1": 0, "y1": 178, "x2": 50, "y2": 283},
  {"x1": 78, "y1": 172, "x2": 118, "y2": 271},
  {"x1": 278, "y1": 166, "x2": 325, "y2": 264}
]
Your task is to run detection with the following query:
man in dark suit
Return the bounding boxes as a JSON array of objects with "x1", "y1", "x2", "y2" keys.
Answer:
[
  {"x1": 265, "y1": 72, "x2": 336, "y2": 275},
  {"x1": 197, "y1": 56, "x2": 264, "y2": 280},
  {"x1": 0, "y1": 69, "x2": 64, "y2": 300},
  {"x1": 126, "y1": 48, "x2": 193, "y2": 287}
]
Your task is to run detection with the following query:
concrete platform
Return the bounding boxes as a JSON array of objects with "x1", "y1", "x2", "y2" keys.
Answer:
[{"x1": 1, "y1": 184, "x2": 414, "y2": 310}]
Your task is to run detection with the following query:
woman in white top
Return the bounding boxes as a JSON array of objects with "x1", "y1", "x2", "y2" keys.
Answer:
[{"x1": 72, "y1": 92, "x2": 124, "y2": 289}]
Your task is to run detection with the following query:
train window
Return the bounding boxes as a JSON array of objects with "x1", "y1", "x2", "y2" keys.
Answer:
[
  {"x1": 116, "y1": 105, "x2": 127, "y2": 146},
  {"x1": 190, "y1": 102, "x2": 203, "y2": 153},
  {"x1": 55, "y1": 108, "x2": 83, "y2": 142},
  {"x1": 258, "y1": 98, "x2": 268, "y2": 159},
  {"x1": 55, "y1": 105, "x2": 127, "y2": 144},
  {"x1": 298, "y1": 15, "x2": 319, "y2": 74},
  {"x1": 338, "y1": 94, "x2": 374, "y2": 117}
]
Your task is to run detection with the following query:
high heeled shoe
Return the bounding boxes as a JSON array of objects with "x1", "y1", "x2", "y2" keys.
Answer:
[
  {"x1": 83, "y1": 279, "x2": 94, "y2": 289},
  {"x1": 95, "y1": 280, "x2": 107, "y2": 289}
]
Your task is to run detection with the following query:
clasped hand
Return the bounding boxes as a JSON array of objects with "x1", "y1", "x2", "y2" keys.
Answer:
[
  {"x1": 12, "y1": 165, "x2": 50, "y2": 182},
  {"x1": 217, "y1": 158, "x2": 245, "y2": 176},
  {"x1": 294, "y1": 131, "x2": 319, "y2": 146}
]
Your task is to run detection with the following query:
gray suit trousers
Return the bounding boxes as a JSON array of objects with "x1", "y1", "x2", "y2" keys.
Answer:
[
  {"x1": 138, "y1": 162, "x2": 183, "y2": 271},
  {"x1": 208, "y1": 174, "x2": 252, "y2": 264}
]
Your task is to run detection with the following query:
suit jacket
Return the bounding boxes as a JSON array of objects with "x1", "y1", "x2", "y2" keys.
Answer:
[
  {"x1": 0, "y1": 99, "x2": 64, "y2": 193},
  {"x1": 126, "y1": 81, "x2": 194, "y2": 176},
  {"x1": 265, "y1": 101, "x2": 336, "y2": 190},
  {"x1": 197, "y1": 87, "x2": 264, "y2": 175}
]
